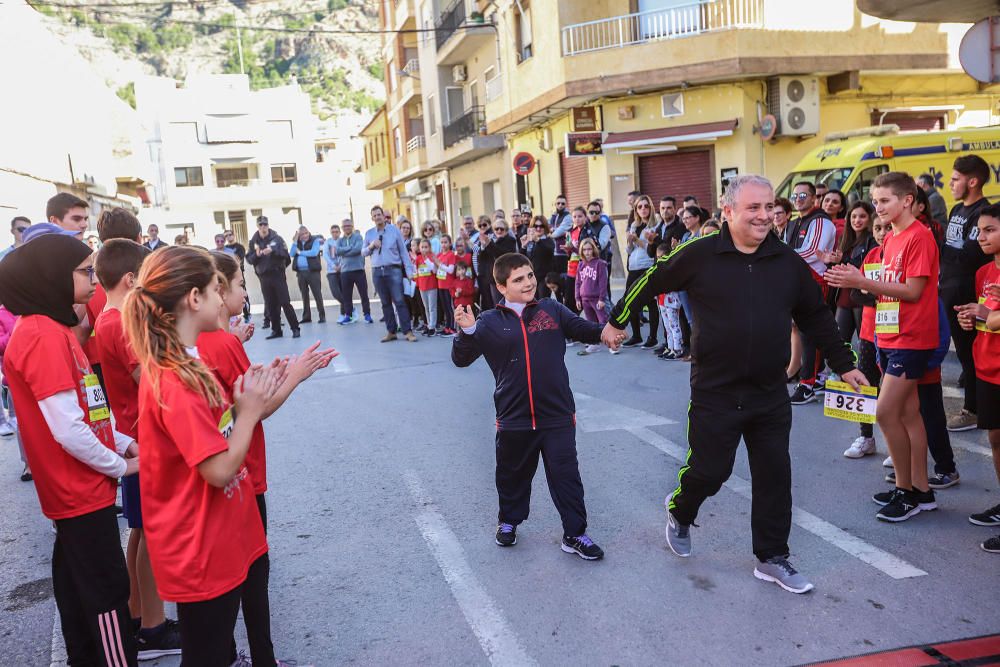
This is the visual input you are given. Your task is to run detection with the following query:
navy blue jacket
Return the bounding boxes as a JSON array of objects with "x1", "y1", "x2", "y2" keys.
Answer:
[{"x1": 452, "y1": 298, "x2": 602, "y2": 431}]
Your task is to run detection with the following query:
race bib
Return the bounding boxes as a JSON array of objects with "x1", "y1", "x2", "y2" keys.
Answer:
[
  {"x1": 218, "y1": 407, "x2": 234, "y2": 439},
  {"x1": 823, "y1": 380, "x2": 878, "y2": 424},
  {"x1": 83, "y1": 374, "x2": 110, "y2": 422},
  {"x1": 436, "y1": 267, "x2": 448, "y2": 281},
  {"x1": 863, "y1": 262, "x2": 881, "y2": 282},
  {"x1": 875, "y1": 301, "x2": 900, "y2": 334}
]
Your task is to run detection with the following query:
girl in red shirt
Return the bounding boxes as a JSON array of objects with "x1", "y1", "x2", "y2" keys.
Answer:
[
  {"x1": 0, "y1": 234, "x2": 139, "y2": 666},
  {"x1": 452, "y1": 261, "x2": 477, "y2": 309},
  {"x1": 123, "y1": 246, "x2": 282, "y2": 666},
  {"x1": 416, "y1": 239, "x2": 439, "y2": 335},
  {"x1": 436, "y1": 235, "x2": 457, "y2": 335}
]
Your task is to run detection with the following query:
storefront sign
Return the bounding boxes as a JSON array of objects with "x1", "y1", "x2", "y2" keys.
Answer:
[
  {"x1": 572, "y1": 107, "x2": 598, "y2": 132},
  {"x1": 565, "y1": 132, "x2": 604, "y2": 157}
]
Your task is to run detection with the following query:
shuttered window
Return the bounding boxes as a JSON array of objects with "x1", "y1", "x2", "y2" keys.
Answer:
[
  {"x1": 637, "y1": 150, "x2": 713, "y2": 209},
  {"x1": 560, "y1": 150, "x2": 591, "y2": 209}
]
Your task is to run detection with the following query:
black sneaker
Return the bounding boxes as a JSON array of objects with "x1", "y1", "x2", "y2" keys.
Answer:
[
  {"x1": 872, "y1": 487, "x2": 900, "y2": 506},
  {"x1": 622, "y1": 336, "x2": 643, "y2": 348},
  {"x1": 292, "y1": 329, "x2": 301, "y2": 339},
  {"x1": 969, "y1": 502, "x2": 1000, "y2": 527},
  {"x1": 790, "y1": 383, "x2": 817, "y2": 405},
  {"x1": 266, "y1": 331, "x2": 283, "y2": 340},
  {"x1": 495, "y1": 522, "x2": 516, "y2": 547},
  {"x1": 885, "y1": 470, "x2": 896, "y2": 484},
  {"x1": 982, "y1": 535, "x2": 1000, "y2": 553},
  {"x1": 659, "y1": 349, "x2": 677, "y2": 360},
  {"x1": 652, "y1": 343, "x2": 668, "y2": 355},
  {"x1": 136, "y1": 620, "x2": 182, "y2": 660},
  {"x1": 640, "y1": 338, "x2": 658, "y2": 350},
  {"x1": 876, "y1": 488, "x2": 921, "y2": 522},
  {"x1": 913, "y1": 488, "x2": 937, "y2": 511},
  {"x1": 928, "y1": 471, "x2": 960, "y2": 489},
  {"x1": 561, "y1": 534, "x2": 604, "y2": 560}
]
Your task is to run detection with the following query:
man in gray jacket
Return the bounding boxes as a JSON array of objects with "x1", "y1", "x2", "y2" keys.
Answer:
[
  {"x1": 334, "y1": 218, "x2": 372, "y2": 324},
  {"x1": 918, "y1": 173, "x2": 948, "y2": 228}
]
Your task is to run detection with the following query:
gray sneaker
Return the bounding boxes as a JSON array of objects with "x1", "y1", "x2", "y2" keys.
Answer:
[
  {"x1": 665, "y1": 510, "x2": 691, "y2": 557},
  {"x1": 753, "y1": 556, "x2": 814, "y2": 594}
]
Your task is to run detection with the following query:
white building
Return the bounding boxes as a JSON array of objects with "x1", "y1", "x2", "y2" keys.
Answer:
[{"x1": 136, "y1": 74, "x2": 321, "y2": 247}]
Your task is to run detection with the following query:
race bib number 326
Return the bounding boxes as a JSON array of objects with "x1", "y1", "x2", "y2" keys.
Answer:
[{"x1": 823, "y1": 380, "x2": 878, "y2": 424}]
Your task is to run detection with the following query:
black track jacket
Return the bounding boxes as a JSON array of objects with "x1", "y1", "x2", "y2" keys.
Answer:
[{"x1": 609, "y1": 223, "x2": 856, "y2": 403}]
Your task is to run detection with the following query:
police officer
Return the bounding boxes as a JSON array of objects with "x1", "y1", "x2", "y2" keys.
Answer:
[{"x1": 247, "y1": 216, "x2": 300, "y2": 339}]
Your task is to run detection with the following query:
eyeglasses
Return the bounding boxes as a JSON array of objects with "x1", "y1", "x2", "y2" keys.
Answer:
[
  {"x1": 75, "y1": 267, "x2": 96, "y2": 280},
  {"x1": 15, "y1": 227, "x2": 27, "y2": 234},
  {"x1": 636, "y1": 203, "x2": 651, "y2": 209},
  {"x1": 478, "y1": 224, "x2": 490, "y2": 229},
  {"x1": 555, "y1": 202, "x2": 566, "y2": 207},
  {"x1": 790, "y1": 193, "x2": 810, "y2": 201},
  {"x1": 493, "y1": 227, "x2": 507, "y2": 233},
  {"x1": 532, "y1": 224, "x2": 545, "y2": 229},
  {"x1": 587, "y1": 210, "x2": 600, "y2": 215}
]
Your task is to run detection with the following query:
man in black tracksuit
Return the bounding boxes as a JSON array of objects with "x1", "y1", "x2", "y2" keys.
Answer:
[
  {"x1": 604, "y1": 175, "x2": 867, "y2": 593},
  {"x1": 246, "y1": 216, "x2": 300, "y2": 339},
  {"x1": 452, "y1": 253, "x2": 606, "y2": 560}
]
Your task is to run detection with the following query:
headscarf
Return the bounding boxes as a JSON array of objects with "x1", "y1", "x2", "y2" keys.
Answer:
[{"x1": 0, "y1": 234, "x2": 92, "y2": 326}]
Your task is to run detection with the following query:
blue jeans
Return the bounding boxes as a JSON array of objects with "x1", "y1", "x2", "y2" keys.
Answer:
[{"x1": 372, "y1": 265, "x2": 411, "y2": 334}]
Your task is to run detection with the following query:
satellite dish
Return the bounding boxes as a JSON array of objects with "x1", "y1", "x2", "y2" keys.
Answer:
[{"x1": 959, "y1": 17, "x2": 1000, "y2": 84}]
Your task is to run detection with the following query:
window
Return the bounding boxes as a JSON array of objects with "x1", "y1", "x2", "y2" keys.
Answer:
[
  {"x1": 466, "y1": 80, "x2": 479, "y2": 110},
  {"x1": 849, "y1": 165, "x2": 889, "y2": 206},
  {"x1": 270, "y1": 164, "x2": 298, "y2": 183},
  {"x1": 215, "y1": 167, "x2": 250, "y2": 188},
  {"x1": 459, "y1": 186, "x2": 471, "y2": 217},
  {"x1": 446, "y1": 87, "x2": 465, "y2": 123},
  {"x1": 514, "y1": 1, "x2": 533, "y2": 62},
  {"x1": 393, "y1": 127, "x2": 402, "y2": 158},
  {"x1": 483, "y1": 180, "x2": 500, "y2": 213},
  {"x1": 428, "y1": 94, "x2": 437, "y2": 135},
  {"x1": 213, "y1": 211, "x2": 225, "y2": 226},
  {"x1": 174, "y1": 166, "x2": 204, "y2": 187}
]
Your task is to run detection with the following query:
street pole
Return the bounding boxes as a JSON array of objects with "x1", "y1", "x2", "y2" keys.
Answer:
[{"x1": 236, "y1": 24, "x2": 245, "y2": 74}]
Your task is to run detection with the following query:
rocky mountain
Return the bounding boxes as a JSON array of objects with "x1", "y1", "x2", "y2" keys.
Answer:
[{"x1": 28, "y1": 0, "x2": 385, "y2": 119}]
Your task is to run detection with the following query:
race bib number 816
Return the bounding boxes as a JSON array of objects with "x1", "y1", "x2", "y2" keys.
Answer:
[{"x1": 823, "y1": 380, "x2": 878, "y2": 424}]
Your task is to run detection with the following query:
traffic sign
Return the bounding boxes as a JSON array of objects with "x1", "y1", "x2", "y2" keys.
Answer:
[{"x1": 513, "y1": 152, "x2": 536, "y2": 176}]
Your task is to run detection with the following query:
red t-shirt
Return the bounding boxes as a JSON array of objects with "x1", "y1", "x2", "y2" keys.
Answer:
[
  {"x1": 94, "y1": 308, "x2": 139, "y2": 439},
  {"x1": 973, "y1": 261, "x2": 1000, "y2": 385},
  {"x1": 876, "y1": 221, "x2": 939, "y2": 350},
  {"x1": 2, "y1": 315, "x2": 117, "y2": 519},
  {"x1": 197, "y1": 329, "x2": 268, "y2": 494},
  {"x1": 859, "y1": 245, "x2": 883, "y2": 343},
  {"x1": 435, "y1": 250, "x2": 457, "y2": 290},
  {"x1": 567, "y1": 227, "x2": 584, "y2": 277},
  {"x1": 415, "y1": 253, "x2": 438, "y2": 292},
  {"x1": 83, "y1": 284, "x2": 107, "y2": 366},
  {"x1": 451, "y1": 276, "x2": 476, "y2": 307},
  {"x1": 138, "y1": 369, "x2": 267, "y2": 603}
]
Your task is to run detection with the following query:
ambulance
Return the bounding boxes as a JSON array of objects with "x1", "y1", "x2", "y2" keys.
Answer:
[{"x1": 777, "y1": 125, "x2": 1000, "y2": 208}]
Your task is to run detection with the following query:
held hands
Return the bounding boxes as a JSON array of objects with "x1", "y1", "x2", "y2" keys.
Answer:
[
  {"x1": 124, "y1": 441, "x2": 138, "y2": 458},
  {"x1": 823, "y1": 263, "x2": 863, "y2": 289},
  {"x1": 455, "y1": 305, "x2": 476, "y2": 329},
  {"x1": 597, "y1": 300, "x2": 605, "y2": 311},
  {"x1": 954, "y1": 302, "x2": 983, "y2": 331},
  {"x1": 600, "y1": 323, "x2": 628, "y2": 351},
  {"x1": 840, "y1": 368, "x2": 870, "y2": 392},
  {"x1": 234, "y1": 364, "x2": 281, "y2": 421},
  {"x1": 988, "y1": 285, "x2": 1000, "y2": 301}
]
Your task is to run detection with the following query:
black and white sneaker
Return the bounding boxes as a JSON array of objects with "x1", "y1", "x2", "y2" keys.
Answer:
[
  {"x1": 136, "y1": 620, "x2": 182, "y2": 660},
  {"x1": 872, "y1": 487, "x2": 901, "y2": 506},
  {"x1": 561, "y1": 534, "x2": 604, "y2": 560},
  {"x1": 928, "y1": 471, "x2": 960, "y2": 489},
  {"x1": 652, "y1": 343, "x2": 668, "y2": 355},
  {"x1": 982, "y1": 535, "x2": 1000, "y2": 553},
  {"x1": 495, "y1": 522, "x2": 517, "y2": 547},
  {"x1": 640, "y1": 338, "x2": 658, "y2": 350},
  {"x1": 790, "y1": 383, "x2": 817, "y2": 405},
  {"x1": 969, "y1": 502, "x2": 1000, "y2": 527},
  {"x1": 876, "y1": 488, "x2": 922, "y2": 522},
  {"x1": 622, "y1": 336, "x2": 643, "y2": 348}
]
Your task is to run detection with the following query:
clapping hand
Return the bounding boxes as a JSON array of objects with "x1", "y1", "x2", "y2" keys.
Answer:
[
  {"x1": 234, "y1": 364, "x2": 281, "y2": 421},
  {"x1": 455, "y1": 305, "x2": 475, "y2": 329},
  {"x1": 231, "y1": 320, "x2": 255, "y2": 343},
  {"x1": 954, "y1": 302, "x2": 982, "y2": 331},
  {"x1": 284, "y1": 341, "x2": 338, "y2": 385}
]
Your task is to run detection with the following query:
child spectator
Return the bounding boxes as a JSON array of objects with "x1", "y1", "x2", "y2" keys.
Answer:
[
  {"x1": 436, "y1": 235, "x2": 457, "y2": 336},
  {"x1": 415, "y1": 239, "x2": 439, "y2": 336},
  {"x1": 452, "y1": 253, "x2": 612, "y2": 559},
  {"x1": 452, "y1": 261, "x2": 476, "y2": 310},
  {"x1": 654, "y1": 243, "x2": 684, "y2": 360},
  {"x1": 574, "y1": 238, "x2": 609, "y2": 356},
  {"x1": 0, "y1": 234, "x2": 139, "y2": 666}
]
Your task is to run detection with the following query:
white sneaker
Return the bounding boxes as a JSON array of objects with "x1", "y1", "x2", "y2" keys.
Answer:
[
  {"x1": 843, "y1": 437, "x2": 876, "y2": 458},
  {"x1": 609, "y1": 347, "x2": 620, "y2": 355},
  {"x1": 0, "y1": 421, "x2": 13, "y2": 437},
  {"x1": 585, "y1": 344, "x2": 600, "y2": 354},
  {"x1": 566, "y1": 340, "x2": 576, "y2": 347},
  {"x1": 882, "y1": 455, "x2": 894, "y2": 468}
]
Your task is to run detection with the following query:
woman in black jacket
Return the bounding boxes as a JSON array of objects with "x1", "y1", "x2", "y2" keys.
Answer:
[
  {"x1": 477, "y1": 218, "x2": 519, "y2": 307},
  {"x1": 522, "y1": 216, "x2": 555, "y2": 298},
  {"x1": 827, "y1": 201, "x2": 878, "y2": 343}
]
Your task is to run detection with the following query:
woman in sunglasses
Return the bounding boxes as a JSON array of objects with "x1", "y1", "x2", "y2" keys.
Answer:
[
  {"x1": 421, "y1": 221, "x2": 442, "y2": 254},
  {"x1": 522, "y1": 217, "x2": 555, "y2": 298},
  {"x1": 622, "y1": 194, "x2": 661, "y2": 348},
  {"x1": 477, "y1": 218, "x2": 519, "y2": 308}
]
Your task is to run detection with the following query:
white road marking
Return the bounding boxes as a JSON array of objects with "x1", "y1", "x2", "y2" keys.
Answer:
[
  {"x1": 625, "y1": 426, "x2": 928, "y2": 580},
  {"x1": 403, "y1": 471, "x2": 536, "y2": 667},
  {"x1": 574, "y1": 392, "x2": 677, "y2": 433},
  {"x1": 941, "y1": 385, "x2": 962, "y2": 400},
  {"x1": 948, "y1": 435, "x2": 993, "y2": 457},
  {"x1": 332, "y1": 354, "x2": 352, "y2": 374}
]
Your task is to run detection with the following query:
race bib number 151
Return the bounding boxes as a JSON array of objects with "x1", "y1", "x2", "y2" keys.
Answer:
[{"x1": 823, "y1": 380, "x2": 878, "y2": 424}]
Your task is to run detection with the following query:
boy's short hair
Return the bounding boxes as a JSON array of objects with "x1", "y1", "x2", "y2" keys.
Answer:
[
  {"x1": 656, "y1": 242, "x2": 672, "y2": 255},
  {"x1": 953, "y1": 154, "x2": 991, "y2": 186},
  {"x1": 545, "y1": 271, "x2": 562, "y2": 287},
  {"x1": 979, "y1": 203, "x2": 1000, "y2": 222},
  {"x1": 95, "y1": 239, "x2": 150, "y2": 289},
  {"x1": 97, "y1": 207, "x2": 141, "y2": 242},
  {"x1": 46, "y1": 193, "x2": 88, "y2": 221},
  {"x1": 793, "y1": 181, "x2": 816, "y2": 196},
  {"x1": 456, "y1": 260, "x2": 469, "y2": 272},
  {"x1": 872, "y1": 171, "x2": 918, "y2": 201},
  {"x1": 493, "y1": 252, "x2": 532, "y2": 286}
]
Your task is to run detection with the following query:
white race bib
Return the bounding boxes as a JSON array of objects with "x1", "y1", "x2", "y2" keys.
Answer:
[
  {"x1": 218, "y1": 408, "x2": 234, "y2": 439},
  {"x1": 823, "y1": 381, "x2": 878, "y2": 424},
  {"x1": 875, "y1": 301, "x2": 900, "y2": 334},
  {"x1": 83, "y1": 374, "x2": 110, "y2": 422}
]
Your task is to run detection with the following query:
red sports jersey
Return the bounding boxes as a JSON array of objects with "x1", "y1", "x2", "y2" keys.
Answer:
[
  {"x1": 859, "y1": 245, "x2": 883, "y2": 343},
  {"x1": 197, "y1": 329, "x2": 268, "y2": 494},
  {"x1": 973, "y1": 261, "x2": 1000, "y2": 384},
  {"x1": 876, "y1": 221, "x2": 939, "y2": 350},
  {"x1": 83, "y1": 284, "x2": 107, "y2": 366},
  {"x1": 435, "y1": 250, "x2": 457, "y2": 290},
  {"x1": 93, "y1": 308, "x2": 140, "y2": 439},
  {"x1": 415, "y1": 253, "x2": 438, "y2": 292},
  {"x1": 2, "y1": 315, "x2": 117, "y2": 519},
  {"x1": 138, "y1": 369, "x2": 266, "y2": 603}
]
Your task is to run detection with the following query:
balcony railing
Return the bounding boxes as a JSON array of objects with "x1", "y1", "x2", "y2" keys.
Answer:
[
  {"x1": 406, "y1": 135, "x2": 426, "y2": 152},
  {"x1": 402, "y1": 58, "x2": 420, "y2": 75},
  {"x1": 215, "y1": 177, "x2": 258, "y2": 189},
  {"x1": 485, "y1": 73, "x2": 503, "y2": 103},
  {"x1": 443, "y1": 105, "x2": 484, "y2": 148},
  {"x1": 561, "y1": 0, "x2": 763, "y2": 56},
  {"x1": 435, "y1": 0, "x2": 465, "y2": 49}
]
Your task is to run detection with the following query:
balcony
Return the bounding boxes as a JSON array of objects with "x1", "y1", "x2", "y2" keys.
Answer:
[
  {"x1": 438, "y1": 105, "x2": 504, "y2": 168},
  {"x1": 485, "y1": 73, "x2": 503, "y2": 103},
  {"x1": 435, "y1": 0, "x2": 494, "y2": 66},
  {"x1": 406, "y1": 135, "x2": 426, "y2": 152},
  {"x1": 393, "y1": 0, "x2": 414, "y2": 31},
  {"x1": 561, "y1": 0, "x2": 763, "y2": 56},
  {"x1": 443, "y1": 106, "x2": 484, "y2": 148}
]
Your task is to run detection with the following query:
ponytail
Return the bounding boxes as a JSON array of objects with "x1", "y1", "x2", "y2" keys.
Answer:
[{"x1": 122, "y1": 246, "x2": 225, "y2": 407}]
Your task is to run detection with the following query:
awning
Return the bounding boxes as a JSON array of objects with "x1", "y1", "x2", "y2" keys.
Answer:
[{"x1": 603, "y1": 119, "x2": 738, "y2": 150}]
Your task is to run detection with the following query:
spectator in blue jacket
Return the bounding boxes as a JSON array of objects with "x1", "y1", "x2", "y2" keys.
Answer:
[
  {"x1": 363, "y1": 206, "x2": 417, "y2": 342},
  {"x1": 290, "y1": 225, "x2": 325, "y2": 324},
  {"x1": 323, "y1": 224, "x2": 345, "y2": 322},
  {"x1": 333, "y1": 219, "x2": 372, "y2": 324}
]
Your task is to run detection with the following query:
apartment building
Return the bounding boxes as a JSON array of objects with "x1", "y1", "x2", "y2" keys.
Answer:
[{"x1": 136, "y1": 74, "x2": 320, "y2": 247}]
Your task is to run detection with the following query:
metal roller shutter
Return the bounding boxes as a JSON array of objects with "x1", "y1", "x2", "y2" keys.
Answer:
[
  {"x1": 638, "y1": 150, "x2": 713, "y2": 210},
  {"x1": 560, "y1": 150, "x2": 591, "y2": 209}
]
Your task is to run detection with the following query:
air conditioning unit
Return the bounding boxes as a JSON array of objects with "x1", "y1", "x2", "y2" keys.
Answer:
[
  {"x1": 539, "y1": 127, "x2": 553, "y2": 151},
  {"x1": 661, "y1": 93, "x2": 684, "y2": 118},
  {"x1": 452, "y1": 65, "x2": 468, "y2": 83},
  {"x1": 767, "y1": 76, "x2": 820, "y2": 137}
]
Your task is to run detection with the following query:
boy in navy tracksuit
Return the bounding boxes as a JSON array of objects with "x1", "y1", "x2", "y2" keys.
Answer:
[{"x1": 452, "y1": 253, "x2": 618, "y2": 559}]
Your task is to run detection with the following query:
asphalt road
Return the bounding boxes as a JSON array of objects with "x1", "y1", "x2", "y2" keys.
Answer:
[{"x1": 1, "y1": 301, "x2": 998, "y2": 666}]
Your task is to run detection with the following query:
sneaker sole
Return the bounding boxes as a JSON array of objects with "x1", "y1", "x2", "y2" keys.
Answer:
[
  {"x1": 872, "y1": 496, "x2": 892, "y2": 507},
  {"x1": 753, "y1": 569, "x2": 814, "y2": 594},
  {"x1": 876, "y1": 506, "x2": 922, "y2": 522},
  {"x1": 928, "y1": 478, "x2": 960, "y2": 489},
  {"x1": 946, "y1": 423, "x2": 977, "y2": 432},
  {"x1": 665, "y1": 523, "x2": 691, "y2": 558},
  {"x1": 982, "y1": 542, "x2": 1000, "y2": 553},
  {"x1": 494, "y1": 537, "x2": 517, "y2": 547},
  {"x1": 138, "y1": 648, "x2": 182, "y2": 660},
  {"x1": 790, "y1": 396, "x2": 817, "y2": 405},
  {"x1": 969, "y1": 517, "x2": 1000, "y2": 527},
  {"x1": 560, "y1": 544, "x2": 603, "y2": 560},
  {"x1": 843, "y1": 449, "x2": 874, "y2": 459}
]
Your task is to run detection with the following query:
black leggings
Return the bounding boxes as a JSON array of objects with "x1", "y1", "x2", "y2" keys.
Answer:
[
  {"x1": 625, "y1": 269, "x2": 659, "y2": 341},
  {"x1": 857, "y1": 339, "x2": 882, "y2": 438},
  {"x1": 835, "y1": 306, "x2": 862, "y2": 345},
  {"x1": 177, "y1": 555, "x2": 271, "y2": 667}
]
